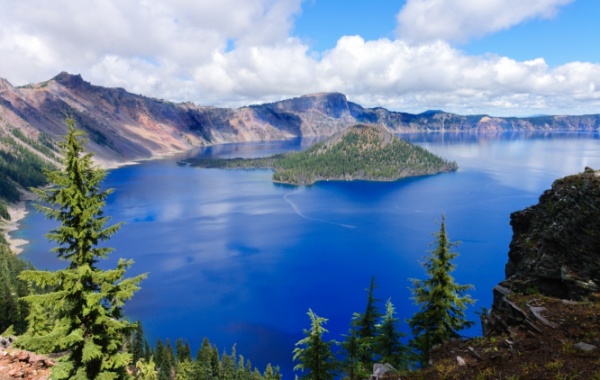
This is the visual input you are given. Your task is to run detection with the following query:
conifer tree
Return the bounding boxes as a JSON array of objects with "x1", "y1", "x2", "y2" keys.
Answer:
[
  {"x1": 132, "y1": 322, "x2": 149, "y2": 364},
  {"x1": 195, "y1": 337, "x2": 215, "y2": 380},
  {"x1": 220, "y1": 345, "x2": 236, "y2": 380},
  {"x1": 175, "y1": 338, "x2": 191, "y2": 363},
  {"x1": 339, "y1": 313, "x2": 370, "y2": 380},
  {"x1": 356, "y1": 276, "x2": 382, "y2": 367},
  {"x1": 17, "y1": 119, "x2": 147, "y2": 379},
  {"x1": 408, "y1": 215, "x2": 475, "y2": 365},
  {"x1": 293, "y1": 309, "x2": 337, "y2": 380},
  {"x1": 374, "y1": 299, "x2": 406, "y2": 369}
]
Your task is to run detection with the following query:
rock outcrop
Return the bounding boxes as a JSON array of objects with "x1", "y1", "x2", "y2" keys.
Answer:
[
  {"x1": 0, "y1": 349, "x2": 53, "y2": 380},
  {"x1": 501, "y1": 167, "x2": 600, "y2": 301}
]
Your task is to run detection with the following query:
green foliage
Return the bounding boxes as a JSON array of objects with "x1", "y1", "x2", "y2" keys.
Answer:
[
  {"x1": 135, "y1": 357, "x2": 159, "y2": 380},
  {"x1": 355, "y1": 276, "x2": 382, "y2": 361},
  {"x1": 374, "y1": 299, "x2": 407, "y2": 370},
  {"x1": 272, "y1": 125, "x2": 457, "y2": 184},
  {"x1": 184, "y1": 154, "x2": 284, "y2": 170},
  {"x1": 340, "y1": 278, "x2": 408, "y2": 378},
  {"x1": 0, "y1": 243, "x2": 30, "y2": 334},
  {"x1": 0, "y1": 201, "x2": 10, "y2": 220},
  {"x1": 408, "y1": 215, "x2": 475, "y2": 365},
  {"x1": 293, "y1": 309, "x2": 337, "y2": 380},
  {"x1": 145, "y1": 336, "x2": 278, "y2": 380},
  {"x1": 17, "y1": 118, "x2": 147, "y2": 379},
  {"x1": 154, "y1": 339, "x2": 175, "y2": 380},
  {"x1": 10, "y1": 128, "x2": 60, "y2": 162},
  {"x1": 339, "y1": 313, "x2": 371, "y2": 380},
  {"x1": 131, "y1": 322, "x2": 151, "y2": 364},
  {"x1": 0, "y1": 130, "x2": 55, "y2": 202},
  {"x1": 185, "y1": 124, "x2": 457, "y2": 185}
]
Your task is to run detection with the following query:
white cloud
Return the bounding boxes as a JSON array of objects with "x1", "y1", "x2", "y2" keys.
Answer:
[
  {"x1": 1, "y1": 0, "x2": 599, "y2": 116},
  {"x1": 396, "y1": 0, "x2": 575, "y2": 44}
]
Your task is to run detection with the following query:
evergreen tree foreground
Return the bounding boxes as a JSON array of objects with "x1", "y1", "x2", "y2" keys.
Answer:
[
  {"x1": 17, "y1": 118, "x2": 147, "y2": 379},
  {"x1": 293, "y1": 309, "x2": 337, "y2": 380},
  {"x1": 408, "y1": 215, "x2": 475, "y2": 365}
]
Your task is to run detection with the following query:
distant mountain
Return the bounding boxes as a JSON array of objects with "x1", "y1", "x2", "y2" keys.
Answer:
[{"x1": 2, "y1": 72, "x2": 600, "y2": 169}]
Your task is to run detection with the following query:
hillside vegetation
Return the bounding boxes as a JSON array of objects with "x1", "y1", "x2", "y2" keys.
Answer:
[{"x1": 186, "y1": 124, "x2": 458, "y2": 185}]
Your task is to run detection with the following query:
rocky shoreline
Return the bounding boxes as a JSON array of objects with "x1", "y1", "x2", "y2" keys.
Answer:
[{"x1": 2, "y1": 202, "x2": 29, "y2": 255}]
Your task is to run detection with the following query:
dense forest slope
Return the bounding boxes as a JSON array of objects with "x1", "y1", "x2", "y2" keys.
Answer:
[
  {"x1": 2, "y1": 72, "x2": 600, "y2": 171},
  {"x1": 271, "y1": 124, "x2": 458, "y2": 184}
]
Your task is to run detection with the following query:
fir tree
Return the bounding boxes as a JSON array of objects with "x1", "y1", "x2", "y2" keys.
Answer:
[
  {"x1": 356, "y1": 276, "x2": 382, "y2": 367},
  {"x1": 263, "y1": 363, "x2": 281, "y2": 380},
  {"x1": 132, "y1": 322, "x2": 149, "y2": 364},
  {"x1": 175, "y1": 338, "x2": 191, "y2": 363},
  {"x1": 154, "y1": 339, "x2": 172, "y2": 380},
  {"x1": 135, "y1": 357, "x2": 159, "y2": 380},
  {"x1": 339, "y1": 313, "x2": 370, "y2": 380},
  {"x1": 408, "y1": 215, "x2": 475, "y2": 365},
  {"x1": 17, "y1": 119, "x2": 147, "y2": 379},
  {"x1": 293, "y1": 309, "x2": 337, "y2": 380},
  {"x1": 220, "y1": 345, "x2": 236, "y2": 380},
  {"x1": 195, "y1": 337, "x2": 215, "y2": 380},
  {"x1": 374, "y1": 299, "x2": 406, "y2": 369}
]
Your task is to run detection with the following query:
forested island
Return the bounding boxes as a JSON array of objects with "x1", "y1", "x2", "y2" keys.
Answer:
[{"x1": 183, "y1": 124, "x2": 458, "y2": 185}]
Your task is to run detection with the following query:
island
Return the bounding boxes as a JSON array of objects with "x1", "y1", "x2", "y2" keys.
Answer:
[{"x1": 182, "y1": 124, "x2": 458, "y2": 185}]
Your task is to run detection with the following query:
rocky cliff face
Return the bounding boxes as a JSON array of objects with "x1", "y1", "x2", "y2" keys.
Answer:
[
  {"x1": 2, "y1": 72, "x2": 600, "y2": 167},
  {"x1": 501, "y1": 167, "x2": 600, "y2": 301}
]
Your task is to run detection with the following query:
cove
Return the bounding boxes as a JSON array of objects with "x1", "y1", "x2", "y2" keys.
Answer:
[{"x1": 16, "y1": 131, "x2": 600, "y2": 378}]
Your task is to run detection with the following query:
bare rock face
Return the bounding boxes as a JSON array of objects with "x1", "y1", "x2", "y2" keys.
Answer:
[
  {"x1": 502, "y1": 167, "x2": 600, "y2": 301},
  {"x1": 3, "y1": 72, "x2": 600, "y2": 169}
]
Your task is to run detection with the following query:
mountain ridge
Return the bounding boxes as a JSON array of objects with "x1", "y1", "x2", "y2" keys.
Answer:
[{"x1": 2, "y1": 72, "x2": 600, "y2": 168}]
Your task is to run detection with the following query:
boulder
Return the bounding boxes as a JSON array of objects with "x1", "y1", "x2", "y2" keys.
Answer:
[{"x1": 369, "y1": 363, "x2": 396, "y2": 380}]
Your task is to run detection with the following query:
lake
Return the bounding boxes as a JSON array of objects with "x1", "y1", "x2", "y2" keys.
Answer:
[{"x1": 16, "y1": 131, "x2": 600, "y2": 378}]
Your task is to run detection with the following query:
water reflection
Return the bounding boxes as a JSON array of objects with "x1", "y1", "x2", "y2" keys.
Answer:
[{"x1": 17, "y1": 131, "x2": 600, "y2": 380}]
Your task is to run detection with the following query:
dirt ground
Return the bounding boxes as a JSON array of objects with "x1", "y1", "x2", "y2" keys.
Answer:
[{"x1": 395, "y1": 294, "x2": 600, "y2": 380}]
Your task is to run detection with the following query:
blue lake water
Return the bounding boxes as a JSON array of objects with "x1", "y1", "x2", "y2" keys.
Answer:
[{"x1": 16, "y1": 131, "x2": 600, "y2": 378}]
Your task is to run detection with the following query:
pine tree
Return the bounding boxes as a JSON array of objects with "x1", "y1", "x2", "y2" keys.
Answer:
[
  {"x1": 356, "y1": 276, "x2": 382, "y2": 367},
  {"x1": 293, "y1": 309, "x2": 337, "y2": 380},
  {"x1": 339, "y1": 313, "x2": 370, "y2": 380},
  {"x1": 132, "y1": 322, "x2": 149, "y2": 364},
  {"x1": 154, "y1": 339, "x2": 172, "y2": 380},
  {"x1": 220, "y1": 345, "x2": 236, "y2": 380},
  {"x1": 195, "y1": 337, "x2": 215, "y2": 380},
  {"x1": 135, "y1": 357, "x2": 159, "y2": 380},
  {"x1": 374, "y1": 299, "x2": 406, "y2": 369},
  {"x1": 408, "y1": 215, "x2": 475, "y2": 365},
  {"x1": 175, "y1": 338, "x2": 191, "y2": 363},
  {"x1": 17, "y1": 119, "x2": 147, "y2": 379}
]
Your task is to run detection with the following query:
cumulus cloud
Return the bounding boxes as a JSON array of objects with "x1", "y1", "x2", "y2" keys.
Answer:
[
  {"x1": 1, "y1": 0, "x2": 599, "y2": 116},
  {"x1": 396, "y1": 0, "x2": 575, "y2": 44}
]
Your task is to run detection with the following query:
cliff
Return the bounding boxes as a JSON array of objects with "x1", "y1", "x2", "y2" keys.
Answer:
[
  {"x1": 400, "y1": 168, "x2": 600, "y2": 379},
  {"x1": 502, "y1": 167, "x2": 600, "y2": 300},
  {"x1": 2, "y1": 73, "x2": 600, "y2": 168}
]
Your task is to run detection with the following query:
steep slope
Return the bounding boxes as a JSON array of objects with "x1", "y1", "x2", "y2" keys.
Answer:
[
  {"x1": 2, "y1": 72, "x2": 600, "y2": 171},
  {"x1": 502, "y1": 167, "x2": 600, "y2": 300}
]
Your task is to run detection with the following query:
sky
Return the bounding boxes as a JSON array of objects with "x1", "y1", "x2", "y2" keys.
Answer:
[{"x1": 1, "y1": 0, "x2": 599, "y2": 116}]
